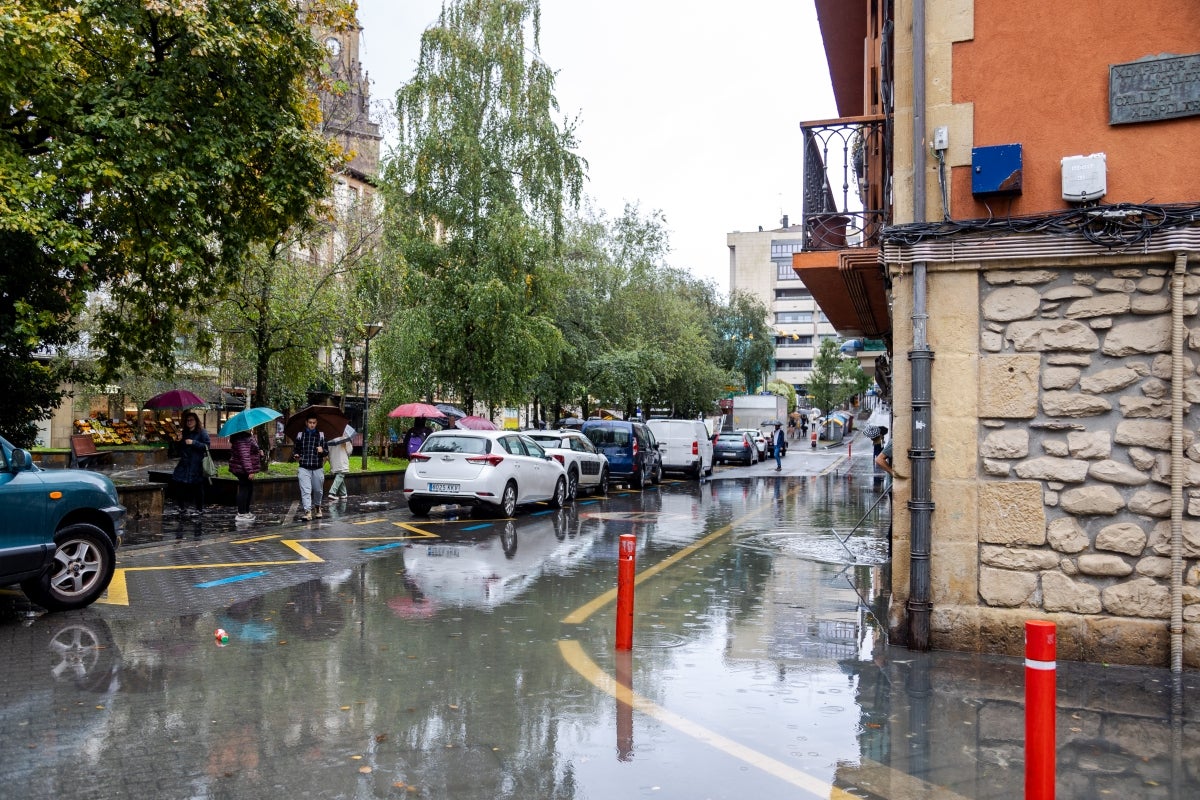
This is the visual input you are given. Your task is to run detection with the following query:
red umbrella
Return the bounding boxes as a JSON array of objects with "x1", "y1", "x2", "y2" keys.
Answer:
[
  {"x1": 388, "y1": 402, "x2": 446, "y2": 419},
  {"x1": 145, "y1": 389, "x2": 206, "y2": 409},
  {"x1": 456, "y1": 415, "x2": 497, "y2": 430}
]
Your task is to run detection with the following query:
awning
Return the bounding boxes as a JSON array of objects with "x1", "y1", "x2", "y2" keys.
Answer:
[{"x1": 791, "y1": 247, "x2": 890, "y2": 340}]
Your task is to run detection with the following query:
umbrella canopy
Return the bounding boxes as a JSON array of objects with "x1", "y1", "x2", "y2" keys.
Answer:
[
  {"x1": 435, "y1": 403, "x2": 467, "y2": 419},
  {"x1": 219, "y1": 407, "x2": 282, "y2": 437},
  {"x1": 388, "y1": 402, "x2": 446, "y2": 419},
  {"x1": 557, "y1": 417, "x2": 584, "y2": 427},
  {"x1": 145, "y1": 389, "x2": 206, "y2": 410},
  {"x1": 456, "y1": 415, "x2": 497, "y2": 430},
  {"x1": 284, "y1": 405, "x2": 351, "y2": 441}
]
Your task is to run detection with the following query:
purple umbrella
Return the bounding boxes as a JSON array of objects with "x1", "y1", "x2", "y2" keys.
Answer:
[{"x1": 145, "y1": 389, "x2": 206, "y2": 409}]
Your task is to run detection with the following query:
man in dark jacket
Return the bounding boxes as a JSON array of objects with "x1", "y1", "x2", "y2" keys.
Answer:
[{"x1": 293, "y1": 416, "x2": 326, "y2": 520}]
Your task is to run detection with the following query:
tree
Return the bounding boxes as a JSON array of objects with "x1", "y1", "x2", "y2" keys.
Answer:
[
  {"x1": 378, "y1": 0, "x2": 584, "y2": 411},
  {"x1": 0, "y1": 0, "x2": 346, "y2": 437},
  {"x1": 766, "y1": 379, "x2": 797, "y2": 414},
  {"x1": 808, "y1": 338, "x2": 870, "y2": 414},
  {"x1": 712, "y1": 292, "x2": 775, "y2": 393}
]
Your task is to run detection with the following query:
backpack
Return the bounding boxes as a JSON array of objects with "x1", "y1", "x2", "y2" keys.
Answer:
[{"x1": 407, "y1": 434, "x2": 424, "y2": 456}]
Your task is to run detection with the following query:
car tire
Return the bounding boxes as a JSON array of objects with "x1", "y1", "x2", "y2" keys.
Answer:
[
  {"x1": 596, "y1": 468, "x2": 609, "y2": 496},
  {"x1": 500, "y1": 482, "x2": 518, "y2": 517},
  {"x1": 549, "y1": 477, "x2": 567, "y2": 509},
  {"x1": 20, "y1": 523, "x2": 115, "y2": 612},
  {"x1": 567, "y1": 468, "x2": 579, "y2": 500},
  {"x1": 651, "y1": 461, "x2": 662, "y2": 485},
  {"x1": 632, "y1": 463, "x2": 645, "y2": 489},
  {"x1": 408, "y1": 498, "x2": 432, "y2": 516}
]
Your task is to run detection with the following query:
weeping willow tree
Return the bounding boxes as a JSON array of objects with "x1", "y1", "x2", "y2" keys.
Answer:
[{"x1": 378, "y1": 0, "x2": 585, "y2": 412}]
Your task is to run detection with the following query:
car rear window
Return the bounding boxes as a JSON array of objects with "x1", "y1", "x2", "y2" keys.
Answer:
[
  {"x1": 585, "y1": 427, "x2": 631, "y2": 447},
  {"x1": 529, "y1": 435, "x2": 564, "y2": 448},
  {"x1": 424, "y1": 435, "x2": 489, "y2": 454},
  {"x1": 717, "y1": 434, "x2": 746, "y2": 442}
]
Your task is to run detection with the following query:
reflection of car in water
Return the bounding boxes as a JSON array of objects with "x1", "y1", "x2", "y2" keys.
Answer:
[{"x1": 402, "y1": 511, "x2": 599, "y2": 609}]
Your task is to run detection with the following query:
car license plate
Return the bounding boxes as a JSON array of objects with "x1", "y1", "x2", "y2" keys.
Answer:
[{"x1": 428, "y1": 482, "x2": 459, "y2": 493}]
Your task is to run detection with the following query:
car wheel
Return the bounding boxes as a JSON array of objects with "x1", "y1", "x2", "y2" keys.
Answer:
[
  {"x1": 408, "y1": 498, "x2": 432, "y2": 516},
  {"x1": 500, "y1": 482, "x2": 518, "y2": 517},
  {"x1": 567, "y1": 468, "x2": 579, "y2": 500},
  {"x1": 20, "y1": 523, "x2": 115, "y2": 612},
  {"x1": 632, "y1": 463, "x2": 645, "y2": 488},
  {"x1": 596, "y1": 468, "x2": 609, "y2": 496},
  {"x1": 549, "y1": 477, "x2": 567, "y2": 509},
  {"x1": 651, "y1": 461, "x2": 662, "y2": 485}
]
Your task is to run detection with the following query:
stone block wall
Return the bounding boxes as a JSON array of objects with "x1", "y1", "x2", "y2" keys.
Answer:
[{"x1": 975, "y1": 264, "x2": 1200, "y2": 662}]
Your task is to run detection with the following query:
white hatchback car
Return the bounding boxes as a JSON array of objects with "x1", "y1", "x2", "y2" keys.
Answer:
[
  {"x1": 404, "y1": 430, "x2": 568, "y2": 517},
  {"x1": 526, "y1": 430, "x2": 610, "y2": 499}
]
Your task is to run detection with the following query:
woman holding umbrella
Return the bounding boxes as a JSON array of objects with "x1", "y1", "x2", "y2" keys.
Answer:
[
  {"x1": 171, "y1": 411, "x2": 210, "y2": 517},
  {"x1": 229, "y1": 430, "x2": 267, "y2": 524}
]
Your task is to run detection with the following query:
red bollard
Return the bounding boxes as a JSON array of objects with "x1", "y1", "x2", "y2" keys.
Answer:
[
  {"x1": 616, "y1": 534, "x2": 636, "y2": 651},
  {"x1": 1025, "y1": 620, "x2": 1056, "y2": 800}
]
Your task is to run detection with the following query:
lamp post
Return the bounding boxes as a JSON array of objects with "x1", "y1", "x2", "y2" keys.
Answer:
[{"x1": 361, "y1": 322, "x2": 384, "y2": 470}]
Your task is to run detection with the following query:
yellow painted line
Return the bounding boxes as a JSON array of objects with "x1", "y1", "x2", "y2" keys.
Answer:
[
  {"x1": 231, "y1": 533, "x2": 282, "y2": 544},
  {"x1": 558, "y1": 640, "x2": 859, "y2": 799},
  {"x1": 562, "y1": 485, "x2": 802, "y2": 624},
  {"x1": 391, "y1": 522, "x2": 442, "y2": 538},
  {"x1": 280, "y1": 539, "x2": 325, "y2": 562},
  {"x1": 352, "y1": 517, "x2": 389, "y2": 525},
  {"x1": 101, "y1": 571, "x2": 128, "y2": 605}
]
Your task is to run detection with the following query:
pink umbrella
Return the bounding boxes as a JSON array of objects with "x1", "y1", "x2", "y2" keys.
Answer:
[
  {"x1": 388, "y1": 402, "x2": 446, "y2": 419},
  {"x1": 145, "y1": 389, "x2": 207, "y2": 409},
  {"x1": 456, "y1": 415, "x2": 497, "y2": 430}
]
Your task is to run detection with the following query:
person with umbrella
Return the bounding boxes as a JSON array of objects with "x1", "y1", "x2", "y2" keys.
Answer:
[
  {"x1": 293, "y1": 414, "x2": 326, "y2": 520},
  {"x1": 403, "y1": 417, "x2": 432, "y2": 457},
  {"x1": 229, "y1": 429, "x2": 268, "y2": 525},
  {"x1": 326, "y1": 424, "x2": 355, "y2": 503},
  {"x1": 171, "y1": 411, "x2": 210, "y2": 517}
]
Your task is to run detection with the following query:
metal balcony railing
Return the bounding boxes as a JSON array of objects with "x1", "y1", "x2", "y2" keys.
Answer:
[{"x1": 800, "y1": 114, "x2": 891, "y2": 251}]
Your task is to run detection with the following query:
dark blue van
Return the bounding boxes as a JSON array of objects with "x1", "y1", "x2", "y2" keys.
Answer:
[{"x1": 581, "y1": 420, "x2": 662, "y2": 489}]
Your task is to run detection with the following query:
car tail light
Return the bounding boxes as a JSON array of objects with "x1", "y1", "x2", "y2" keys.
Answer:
[
  {"x1": 408, "y1": 453, "x2": 431, "y2": 462},
  {"x1": 552, "y1": 454, "x2": 565, "y2": 466},
  {"x1": 632, "y1": 438, "x2": 638, "y2": 457},
  {"x1": 466, "y1": 454, "x2": 505, "y2": 467},
  {"x1": 691, "y1": 440, "x2": 698, "y2": 456}
]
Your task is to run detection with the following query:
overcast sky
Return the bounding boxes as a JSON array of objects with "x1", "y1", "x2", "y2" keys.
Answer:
[{"x1": 354, "y1": 0, "x2": 836, "y2": 295}]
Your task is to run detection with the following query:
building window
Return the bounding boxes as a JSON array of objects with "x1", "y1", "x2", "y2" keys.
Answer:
[
  {"x1": 776, "y1": 311, "x2": 813, "y2": 324},
  {"x1": 775, "y1": 335, "x2": 813, "y2": 347},
  {"x1": 776, "y1": 359, "x2": 813, "y2": 371},
  {"x1": 775, "y1": 287, "x2": 812, "y2": 300},
  {"x1": 771, "y1": 239, "x2": 804, "y2": 282},
  {"x1": 777, "y1": 261, "x2": 799, "y2": 281}
]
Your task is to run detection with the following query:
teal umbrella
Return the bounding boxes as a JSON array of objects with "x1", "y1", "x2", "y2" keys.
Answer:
[{"x1": 219, "y1": 407, "x2": 282, "y2": 437}]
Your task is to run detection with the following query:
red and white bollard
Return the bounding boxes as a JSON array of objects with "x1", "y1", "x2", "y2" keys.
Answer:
[
  {"x1": 1025, "y1": 620, "x2": 1056, "y2": 800},
  {"x1": 810, "y1": 428, "x2": 818, "y2": 449},
  {"x1": 616, "y1": 534, "x2": 636, "y2": 651}
]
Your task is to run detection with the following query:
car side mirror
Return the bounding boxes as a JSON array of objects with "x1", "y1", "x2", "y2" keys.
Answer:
[{"x1": 10, "y1": 448, "x2": 33, "y2": 473}]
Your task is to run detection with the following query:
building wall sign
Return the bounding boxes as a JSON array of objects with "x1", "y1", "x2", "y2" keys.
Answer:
[{"x1": 1110, "y1": 52, "x2": 1200, "y2": 124}]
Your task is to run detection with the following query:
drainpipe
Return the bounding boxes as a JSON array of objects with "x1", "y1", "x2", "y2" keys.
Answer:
[
  {"x1": 1170, "y1": 251, "x2": 1188, "y2": 674},
  {"x1": 907, "y1": 0, "x2": 935, "y2": 650}
]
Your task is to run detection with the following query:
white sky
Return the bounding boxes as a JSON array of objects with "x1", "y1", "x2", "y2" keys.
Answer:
[{"x1": 354, "y1": 0, "x2": 836, "y2": 296}]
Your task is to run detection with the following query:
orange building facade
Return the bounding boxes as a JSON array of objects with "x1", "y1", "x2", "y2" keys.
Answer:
[{"x1": 799, "y1": 0, "x2": 1200, "y2": 667}]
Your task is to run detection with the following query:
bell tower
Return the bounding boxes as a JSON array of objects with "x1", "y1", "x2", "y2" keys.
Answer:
[{"x1": 311, "y1": 9, "x2": 381, "y2": 180}]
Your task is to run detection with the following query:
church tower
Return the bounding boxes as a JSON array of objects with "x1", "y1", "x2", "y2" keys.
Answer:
[{"x1": 312, "y1": 10, "x2": 382, "y2": 182}]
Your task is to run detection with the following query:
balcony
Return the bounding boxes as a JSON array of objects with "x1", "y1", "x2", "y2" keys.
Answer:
[{"x1": 800, "y1": 114, "x2": 891, "y2": 251}]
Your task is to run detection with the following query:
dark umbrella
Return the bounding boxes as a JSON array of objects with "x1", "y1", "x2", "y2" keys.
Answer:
[
  {"x1": 284, "y1": 405, "x2": 351, "y2": 441},
  {"x1": 435, "y1": 403, "x2": 467, "y2": 419},
  {"x1": 388, "y1": 402, "x2": 447, "y2": 419},
  {"x1": 456, "y1": 415, "x2": 497, "y2": 430},
  {"x1": 145, "y1": 389, "x2": 206, "y2": 409}
]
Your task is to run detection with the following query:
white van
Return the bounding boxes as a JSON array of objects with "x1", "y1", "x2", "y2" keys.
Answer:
[{"x1": 647, "y1": 419, "x2": 713, "y2": 479}]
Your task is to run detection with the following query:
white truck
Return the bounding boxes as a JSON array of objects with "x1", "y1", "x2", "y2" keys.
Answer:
[{"x1": 730, "y1": 394, "x2": 788, "y2": 434}]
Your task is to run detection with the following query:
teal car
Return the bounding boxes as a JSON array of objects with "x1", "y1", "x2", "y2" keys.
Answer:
[{"x1": 0, "y1": 435, "x2": 125, "y2": 611}]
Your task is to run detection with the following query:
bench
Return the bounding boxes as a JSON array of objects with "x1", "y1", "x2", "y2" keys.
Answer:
[
  {"x1": 207, "y1": 436, "x2": 231, "y2": 461},
  {"x1": 70, "y1": 434, "x2": 113, "y2": 470}
]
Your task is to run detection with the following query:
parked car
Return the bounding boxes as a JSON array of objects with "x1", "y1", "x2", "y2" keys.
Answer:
[
  {"x1": 714, "y1": 431, "x2": 758, "y2": 466},
  {"x1": 0, "y1": 434, "x2": 126, "y2": 611},
  {"x1": 404, "y1": 430, "x2": 568, "y2": 517},
  {"x1": 737, "y1": 428, "x2": 768, "y2": 460},
  {"x1": 647, "y1": 418, "x2": 713, "y2": 479},
  {"x1": 581, "y1": 419, "x2": 662, "y2": 488},
  {"x1": 526, "y1": 430, "x2": 610, "y2": 499}
]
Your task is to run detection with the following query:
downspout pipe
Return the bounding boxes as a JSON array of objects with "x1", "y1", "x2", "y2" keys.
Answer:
[
  {"x1": 1170, "y1": 251, "x2": 1188, "y2": 674},
  {"x1": 907, "y1": 0, "x2": 935, "y2": 650}
]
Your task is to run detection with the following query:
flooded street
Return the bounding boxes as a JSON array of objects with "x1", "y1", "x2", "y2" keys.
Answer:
[{"x1": 3, "y1": 456, "x2": 1199, "y2": 798}]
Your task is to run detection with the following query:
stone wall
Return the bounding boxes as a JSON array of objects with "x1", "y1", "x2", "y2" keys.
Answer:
[{"x1": 975, "y1": 264, "x2": 1200, "y2": 664}]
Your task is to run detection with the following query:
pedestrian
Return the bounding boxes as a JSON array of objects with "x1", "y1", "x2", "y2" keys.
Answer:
[
  {"x1": 875, "y1": 437, "x2": 896, "y2": 478},
  {"x1": 864, "y1": 425, "x2": 889, "y2": 468},
  {"x1": 327, "y1": 424, "x2": 355, "y2": 502},
  {"x1": 170, "y1": 411, "x2": 210, "y2": 517},
  {"x1": 772, "y1": 422, "x2": 785, "y2": 471},
  {"x1": 403, "y1": 417, "x2": 430, "y2": 457},
  {"x1": 228, "y1": 430, "x2": 267, "y2": 524},
  {"x1": 293, "y1": 415, "x2": 326, "y2": 520}
]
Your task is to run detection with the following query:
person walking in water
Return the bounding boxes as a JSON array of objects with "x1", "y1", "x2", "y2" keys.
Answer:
[{"x1": 772, "y1": 422, "x2": 785, "y2": 471}]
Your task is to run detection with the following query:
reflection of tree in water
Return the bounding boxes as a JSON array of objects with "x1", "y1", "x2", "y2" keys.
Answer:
[{"x1": 280, "y1": 578, "x2": 347, "y2": 641}]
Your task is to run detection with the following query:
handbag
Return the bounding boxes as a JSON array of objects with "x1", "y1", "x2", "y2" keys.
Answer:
[{"x1": 201, "y1": 446, "x2": 218, "y2": 482}]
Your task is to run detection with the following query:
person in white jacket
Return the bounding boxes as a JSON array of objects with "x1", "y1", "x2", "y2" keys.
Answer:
[{"x1": 327, "y1": 424, "x2": 355, "y2": 501}]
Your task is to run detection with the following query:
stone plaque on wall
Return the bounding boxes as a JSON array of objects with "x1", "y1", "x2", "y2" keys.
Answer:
[{"x1": 1110, "y1": 53, "x2": 1200, "y2": 125}]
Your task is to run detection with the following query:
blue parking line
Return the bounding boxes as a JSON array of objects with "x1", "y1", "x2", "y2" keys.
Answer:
[
  {"x1": 531, "y1": 509, "x2": 553, "y2": 516},
  {"x1": 196, "y1": 571, "x2": 268, "y2": 588},
  {"x1": 578, "y1": 500, "x2": 598, "y2": 505},
  {"x1": 363, "y1": 542, "x2": 406, "y2": 553},
  {"x1": 462, "y1": 523, "x2": 492, "y2": 531}
]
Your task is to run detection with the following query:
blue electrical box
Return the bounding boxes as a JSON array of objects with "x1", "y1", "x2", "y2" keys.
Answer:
[{"x1": 971, "y1": 144, "x2": 1023, "y2": 196}]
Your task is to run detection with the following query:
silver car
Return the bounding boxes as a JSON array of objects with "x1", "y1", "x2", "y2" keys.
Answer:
[{"x1": 404, "y1": 430, "x2": 568, "y2": 517}]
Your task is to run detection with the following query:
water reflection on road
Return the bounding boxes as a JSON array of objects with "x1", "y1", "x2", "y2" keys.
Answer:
[{"x1": 2, "y1": 473, "x2": 1198, "y2": 799}]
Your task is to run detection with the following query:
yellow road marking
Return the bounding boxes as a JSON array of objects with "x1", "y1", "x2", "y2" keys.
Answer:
[
  {"x1": 558, "y1": 640, "x2": 859, "y2": 799},
  {"x1": 352, "y1": 517, "x2": 389, "y2": 525},
  {"x1": 281, "y1": 539, "x2": 324, "y2": 562},
  {"x1": 231, "y1": 534, "x2": 282, "y2": 544}
]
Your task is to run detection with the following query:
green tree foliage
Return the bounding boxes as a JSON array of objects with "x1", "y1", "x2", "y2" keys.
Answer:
[
  {"x1": 0, "y1": 0, "x2": 344, "y2": 437},
  {"x1": 766, "y1": 378, "x2": 797, "y2": 414},
  {"x1": 712, "y1": 291, "x2": 775, "y2": 393},
  {"x1": 808, "y1": 338, "x2": 870, "y2": 414},
  {"x1": 379, "y1": 0, "x2": 584, "y2": 410}
]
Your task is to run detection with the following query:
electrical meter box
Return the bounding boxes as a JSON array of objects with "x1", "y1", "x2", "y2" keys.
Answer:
[
  {"x1": 971, "y1": 144, "x2": 1023, "y2": 196},
  {"x1": 1061, "y1": 153, "x2": 1107, "y2": 203}
]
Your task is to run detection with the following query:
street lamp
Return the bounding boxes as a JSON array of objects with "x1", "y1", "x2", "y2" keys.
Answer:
[{"x1": 361, "y1": 322, "x2": 384, "y2": 470}]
